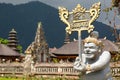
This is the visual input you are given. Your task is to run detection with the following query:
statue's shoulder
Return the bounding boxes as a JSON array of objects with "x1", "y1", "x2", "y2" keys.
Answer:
[
  {"x1": 102, "y1": 51, "x2": 111, "y2": 55},
  {"x1": 100, "y1": 51, "x2": 111, "y2": 59}
]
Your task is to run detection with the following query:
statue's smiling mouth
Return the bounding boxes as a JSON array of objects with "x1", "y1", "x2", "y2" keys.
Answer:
[
  {"x1": 84, "y1": 50, "x2": 92, "y2": 54},
  {"x1": 84, "y1": 53, "x2": 95, "y2": 58},
  {"x1": 86, "y1": 52, "x2": 91, "y2": 54},
  {"x1": 85, "y1": 54, "x2": 93, "y2": 56}
]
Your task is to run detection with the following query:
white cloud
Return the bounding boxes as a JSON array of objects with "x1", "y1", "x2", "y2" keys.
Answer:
[{"x1": 0, "y1": 0, "x2": 29, "y2": 4}]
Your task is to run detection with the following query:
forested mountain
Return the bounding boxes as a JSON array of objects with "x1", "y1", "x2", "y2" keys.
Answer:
[{"x1": 0, "y1": 1, "x2": 117, "y2": 51}]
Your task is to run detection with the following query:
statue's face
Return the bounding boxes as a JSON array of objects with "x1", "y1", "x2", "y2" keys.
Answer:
[{"x1": 83, "y1": 42, "x2": 99, "y2": 59}]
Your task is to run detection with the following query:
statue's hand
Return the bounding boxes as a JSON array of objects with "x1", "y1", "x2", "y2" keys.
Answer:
[
  {"x1": 73, "y1": 57, "x2": 86, "y2": 71},
  {"x1": 73, "y1": 62, "x2": 86, "y2": 71}
]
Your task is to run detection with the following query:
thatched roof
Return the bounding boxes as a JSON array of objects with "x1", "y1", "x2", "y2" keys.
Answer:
[
  {"x1": 52, "y1": 39, "x2": 119, "y2": 55},
  {"x1": 0, "y1": 44, "x2": 20, "y2": 56},
  {"x1": 52, "y1": 41, "x2": 79, "y2": 55},
  {"x1": 101, "y1": 39, "x2": 119, "y2": 51}
]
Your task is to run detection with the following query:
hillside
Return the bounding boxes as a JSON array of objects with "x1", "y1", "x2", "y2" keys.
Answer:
[{"x1": 0, "y1": 1, "x2": 118, "y2": 51}]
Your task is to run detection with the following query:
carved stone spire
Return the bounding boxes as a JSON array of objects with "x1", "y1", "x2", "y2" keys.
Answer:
[
  {"x1": 7, "y1": 28, "x2": 19, "y2": 52},
  {"x1": 25, "y1": 22, "x2": 49, "y2": 63},
  {"x1": 34, "y1": 22, "x2": 45, "y2": 46}
]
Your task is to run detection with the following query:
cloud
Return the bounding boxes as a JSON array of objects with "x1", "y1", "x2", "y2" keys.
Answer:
[{"x1": 0, "y1": 0, "x2": 29, "y2": 4}]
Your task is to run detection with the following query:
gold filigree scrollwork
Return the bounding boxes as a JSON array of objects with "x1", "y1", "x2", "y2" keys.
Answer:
[
  {"x1": 58, "y1": 7, "x2": 71, "y2": 34},
  {"x1": 58, "y1": 2, "x2": 101, "y2": 34},
  {"x1": 88, "y1": 2, "x2": 101, "y2": 33}
]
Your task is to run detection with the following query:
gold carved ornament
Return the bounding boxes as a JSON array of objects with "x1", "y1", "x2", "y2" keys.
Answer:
[{"x1": 58, "y1": 2, "x2": 101, "y2": 34}]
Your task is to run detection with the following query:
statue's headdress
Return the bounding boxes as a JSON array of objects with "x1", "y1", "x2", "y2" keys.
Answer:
[{"x1": 83, "y1": 36, "x2": 103, "y2": 48}]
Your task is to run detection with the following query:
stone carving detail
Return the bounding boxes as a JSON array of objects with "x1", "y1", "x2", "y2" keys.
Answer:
[{"x1": 25, "y1": 22, "x2": 49, "y2": 63}]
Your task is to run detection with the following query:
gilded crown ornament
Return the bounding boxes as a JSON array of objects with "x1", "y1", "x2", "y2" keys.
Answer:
[{"x1": 58, "y1": 2, "x2": 101, "y2": 34}]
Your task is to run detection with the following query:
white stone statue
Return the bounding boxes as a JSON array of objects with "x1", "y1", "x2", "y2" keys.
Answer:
[{"x1": 73, "y1": 36, "x2": 113, "y2": 80}]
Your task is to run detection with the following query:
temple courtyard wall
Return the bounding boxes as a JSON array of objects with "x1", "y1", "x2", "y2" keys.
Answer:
[{"x1": 0, "y1": 62, "x2": 120, "y2": 79}]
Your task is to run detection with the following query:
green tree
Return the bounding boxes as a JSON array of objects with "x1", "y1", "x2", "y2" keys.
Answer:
[
  {"x1": 17, "y1": 45, "x2": 23, "y2": 53},
  {"x1": 103, "y1": 0, "x2": 120, "y2": 42},
  {"x1": 0, "y1": 38, "x2": 8, "y2": 45},
  {"x1": 112, "y1": 0, "x2": 120, "y2": 7}
]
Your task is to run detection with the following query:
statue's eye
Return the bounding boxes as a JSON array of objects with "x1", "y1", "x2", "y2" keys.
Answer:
[
  {"x1": 84, "y1": 46, "x2": 88, "y2": 49},
  {"x1": 89, "y1": 46, "x2": 96, "y2": 49}
]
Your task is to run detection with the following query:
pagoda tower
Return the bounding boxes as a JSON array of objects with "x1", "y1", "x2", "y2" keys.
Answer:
[
  {"x1": 25, "y1": 22, "x2": 49, "y2": 63},
  {"x1": 64, "y1": 32, "x2": 70, "y2": 44},
  {"x1": 7, "y1": 28, "x2": 19, "y2": 52}
]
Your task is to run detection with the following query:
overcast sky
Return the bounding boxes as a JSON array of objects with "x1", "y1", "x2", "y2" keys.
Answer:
[
  {"x1": 0, "y1": 0, "x2": 111, "y2": 8},
  {"x1": 0, "y1": 0, "x2": 119, "y2": 27}
]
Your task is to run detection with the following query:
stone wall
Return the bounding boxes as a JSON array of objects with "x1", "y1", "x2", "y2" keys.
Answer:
[{"x1": 0, "y1": 62, "x2": 120, "y2": 79}]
